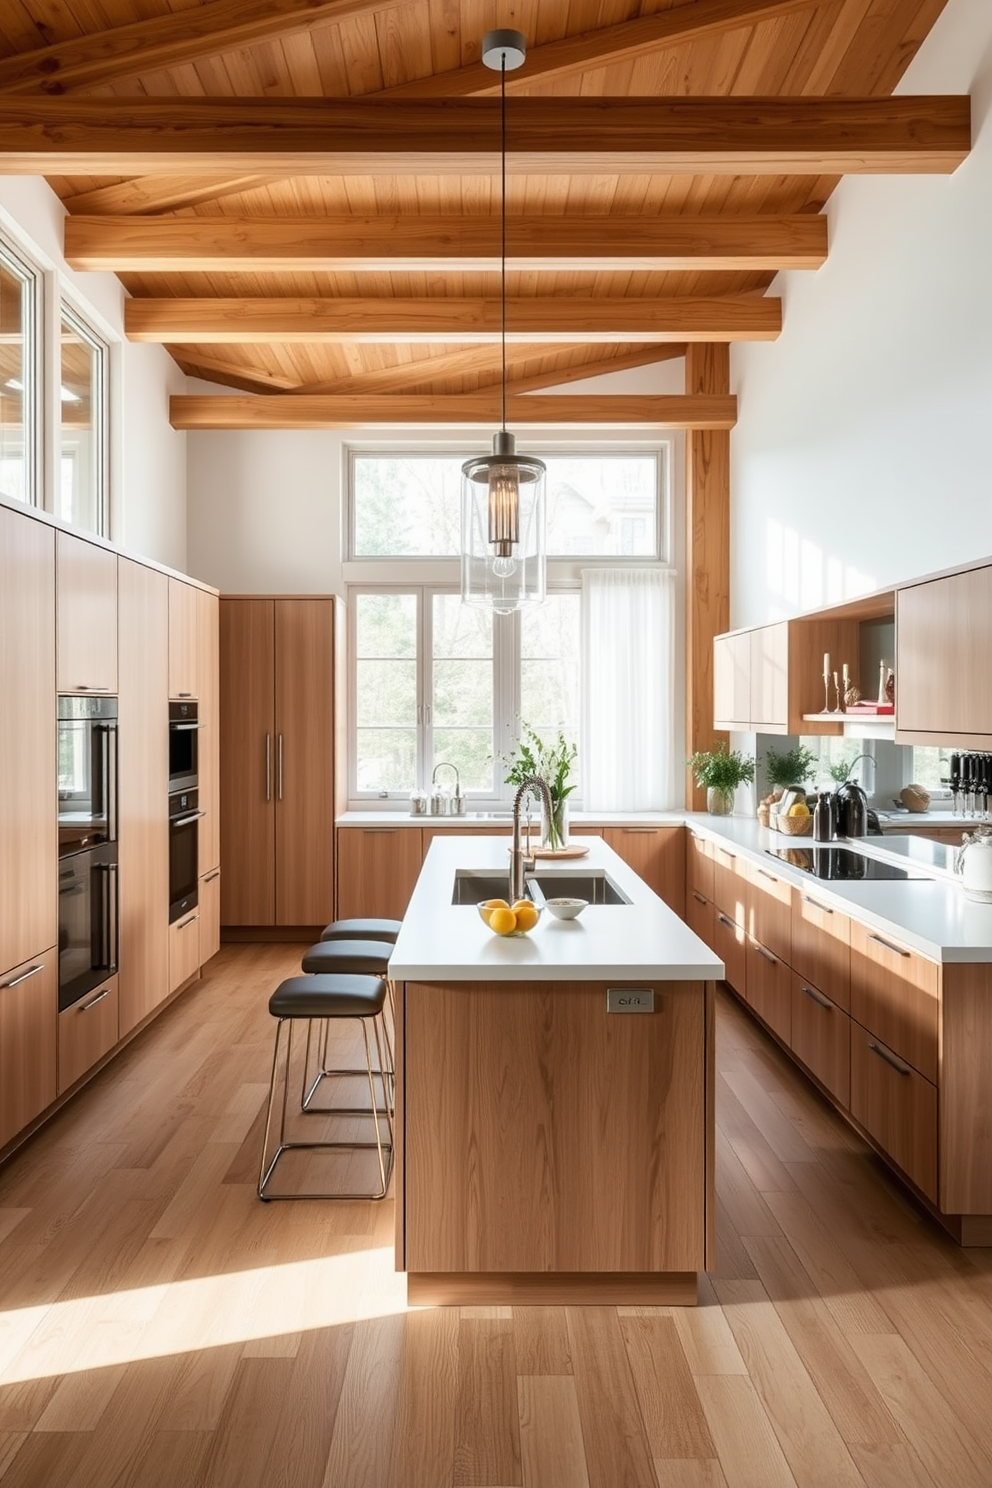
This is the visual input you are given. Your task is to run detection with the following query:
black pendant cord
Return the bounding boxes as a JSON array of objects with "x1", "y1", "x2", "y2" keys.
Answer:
[{"x1": 500, "y1": 53, "x2": 507, "y2": 436}]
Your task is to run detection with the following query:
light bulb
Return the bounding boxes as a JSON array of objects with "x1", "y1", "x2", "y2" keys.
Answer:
[{"x1": 492, "y1": 555, "x2": 517, "y2": 579}]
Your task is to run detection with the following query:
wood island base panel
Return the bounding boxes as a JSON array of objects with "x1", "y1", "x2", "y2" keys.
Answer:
[{"x1": 407, "y1": 1271, "x2": 699, "y2": 1307}]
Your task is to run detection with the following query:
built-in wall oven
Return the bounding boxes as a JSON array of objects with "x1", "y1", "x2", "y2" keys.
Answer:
[
  {"x1": 169, "y1": 700, "x2": 200, "y2": 793},
  {"x1": 169, "y1": 787, "x2": 203, "y2": 924},
  {"x1": 57, "y1": 696, "x2": 119, "y2": 1011}
]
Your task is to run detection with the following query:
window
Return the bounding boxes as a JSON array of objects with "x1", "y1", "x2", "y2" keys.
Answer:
[
  {"x1": 910, "y1": 747, "x2": 951, "y2": 794},
  {"x1": 0, "y1": 238, "x2": 40, "y2": 507},
  {"x1": 350, "y1": 450, "x2": 665, "y2": 560},
  {"x1": 59, "y1": 306, "x2": 108, "y2": 536},
  {"x1": 799, "y1": 736, "x2": 876, "y2": 791}
]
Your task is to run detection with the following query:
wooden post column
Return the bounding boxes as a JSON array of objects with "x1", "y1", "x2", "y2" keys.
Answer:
[{"x1": 685, "y1": 343, "x2": 731, "y2": 809}]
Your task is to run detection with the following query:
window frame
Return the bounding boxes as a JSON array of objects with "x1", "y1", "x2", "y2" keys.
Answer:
[
  {"x1": 58, "y1": 300, "x2": 110, "y2": 539},
  {"x1": 0, "y1": 233, "x2": 43, "y2": 511}
]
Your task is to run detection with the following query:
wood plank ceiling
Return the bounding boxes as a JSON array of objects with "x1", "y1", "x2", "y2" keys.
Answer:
[{"x1": 0, "y1": 0, "x2": 960, "y2": 423}]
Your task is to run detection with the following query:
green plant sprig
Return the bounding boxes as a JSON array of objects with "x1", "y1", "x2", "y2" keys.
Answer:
[
  {"x1": 687, "y1": 742, "x2": 756, "y2": 794},
  {"x1": 502, "y1": 722, "x2": 577, "y2": 805},
  {"x1": 763, "y1": 744, "x2": 817, "y2": 790}
]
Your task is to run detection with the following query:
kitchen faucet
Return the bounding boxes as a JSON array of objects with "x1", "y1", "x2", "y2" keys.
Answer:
[{"x1": 510, "y1": 775, "x2": 553, "y2": 901}]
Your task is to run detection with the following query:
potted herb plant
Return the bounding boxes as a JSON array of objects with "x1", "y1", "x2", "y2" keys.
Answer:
[
  {"x1": 763, "y1": 744, "x2": 817, "y2": 795},
  {"x1": 688, "y1": 743, "x2": 756, "y2": 816},
  {"x1": 503, "y1": 722, "x2": 578, "y2": 849}
]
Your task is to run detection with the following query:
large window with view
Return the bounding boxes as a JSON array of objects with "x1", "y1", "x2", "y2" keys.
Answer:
[
  {"x1": 59, "y1": 306, "x2": 108, "y2": 537},
  {"x1": 0, "y1": 239, "x2": 40, "y2": 508}
]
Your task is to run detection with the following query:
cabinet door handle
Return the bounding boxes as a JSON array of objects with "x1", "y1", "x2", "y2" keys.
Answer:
[
  {"x1": 203, "y1": 870, "x2": 220, "y2": 883},
  {"x1": 867, "y1": 932, "x2": 910, "y2": 958},
  {"x1": 277, "y1": 734, "x2": 284, "y2": 801},
  {"x1": 801, "y1": 895, "x2": 833, "y2": 914},
  {"x1": 177, "y1": 912, "x2": 200, "y2": 930},
  {"x1": 621, "y1": 828, "x2": 655, "y2": 834},
  {"x1": 81, "y1": 987, "x2": 111, "y2": 1012},
  {"x1": 177, "y1": 692, "x2": 193, "y2": 698},
  {"x1": 755, "y1": 944, "x2": 778, "y2": 965},
  {"x1": 868, "y1": 1040, "x2": 912, "y2": 1077},
  {"x1": 718, "y1": 849, "x2": 737, "y2": 862},
  {"x1": 366, "y1": 829, "x2": 397, "y2": 835},
  {"x1": 1, "y1": 964, "x2": 43, "y2": 989},
  {"x1": 716, "y1": 912, "x2": 734, "y2": 929},
  {"x1": 77, "y1": 684, "x2": 110, "y2": 692},
  {"x1": 800, "y1": 984, "x2": 832, "y2": 1010},
  {"x1": 692, "y1": 891, "x2": 707, "y2": 904},
  {"x1": 265, "y1": 734, "x2": 271, "y2": 802},
  {"x1": 757, "y1": 868, "x2": 778, "y2": 882}
]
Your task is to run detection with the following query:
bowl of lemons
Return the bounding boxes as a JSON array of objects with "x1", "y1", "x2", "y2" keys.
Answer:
[
  {"x1": 478, "y1": 897, "x2": 542, "y2": 936},
  {"x1": 776, "y1": 798, "x2": 812, "y2": 835}
]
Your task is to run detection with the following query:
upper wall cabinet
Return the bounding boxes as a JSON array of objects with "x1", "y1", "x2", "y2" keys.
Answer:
[
  {"x1": 56, "y1": 531, "x2": 118, "y2": 695},
  {"x1": 714, "y1": 617, "x2": 859, "y2": 736},
  {"x1": 896, "y1": 567, "x2": 992, "y2": 745},
  {"x1": 168, "y1": 578, "x2": 199, "y2": 699}
]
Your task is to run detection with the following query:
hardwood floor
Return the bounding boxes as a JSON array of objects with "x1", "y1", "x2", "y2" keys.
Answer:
[{"x1": 1, "y1": 946, "x2": 991, "y2": 1487}]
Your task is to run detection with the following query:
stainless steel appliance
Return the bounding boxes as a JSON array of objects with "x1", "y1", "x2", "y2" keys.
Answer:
[
  {"x1": 765, "y1": 846, "x2": 928, "y2": 880},
  {"x1": 169, "y1": 787, "x2": 203, "y2": 924},
  {"x1": 168, "y1": 700, "x2": 200, "y2": 794},
  {"x1": 58, "y1": 842, "x2": 118, "y2": 1011},
  {"x1": 58, "y1": 695, "x2": 118, "y2": 857}
]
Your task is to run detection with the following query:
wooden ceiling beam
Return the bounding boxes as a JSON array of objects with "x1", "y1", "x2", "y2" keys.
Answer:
[
  {"x1": 170, "y1": 392, "x2": 736, "y2": 430},
  {"x1": 0, "y1": 97, "x2": 970, "y2": 176},
  {"x1": 66, "y1": 212, "x2": 827, "y2": 272},
  {"x1": 381, "y1": 0, "x2": 823, "y2": 99},
  {"x1": 0, "y1": 0, "x2": 399, "y2": 96},
  {"x1": 62, "y1": 174, "x2": 287, "y2": 216},
  {"x1": 124, "y1": 295, "x2": 781, "y2": 344}
]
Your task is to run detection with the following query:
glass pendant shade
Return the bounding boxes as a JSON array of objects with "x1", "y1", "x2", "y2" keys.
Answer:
[{"x1": 461, "y1": 431, "x2": 546, "y2": 613}]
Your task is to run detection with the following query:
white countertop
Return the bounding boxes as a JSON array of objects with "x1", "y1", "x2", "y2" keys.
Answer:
[
  {"x1": 389, "y1": 834, "x2": 724, "y2": 983},
  {"x1": 685, "y1": 814, "x2": 992, "y2": 964},
  {"x1": 338, "y1": 810, "x2": 686, "y2": 827}
]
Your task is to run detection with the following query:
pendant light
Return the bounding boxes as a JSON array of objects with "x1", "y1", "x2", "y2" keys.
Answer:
[{"x1": 460, "y1": 29, "x2": 546, "y2": 614}]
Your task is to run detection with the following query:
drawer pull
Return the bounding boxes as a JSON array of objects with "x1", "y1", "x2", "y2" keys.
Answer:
[
  {"x1": 716, "y1": 913, "x2": 735, "y2": 929},
  {"x1": 177, "y1": 912, "x2": 200, "y2": 930},
  {"x1": 78, "y1": 684, "x2": 111, "y2": 692},
  {"x1": 2, "y1": 964, "x2": 43, "y2": 989},
  {"x1": 801, "y1": 895, "x2": 833, "y2": 914},
  {"x1": 868, "y1": 1040, "x2": 912, "y2": 1077},
  {"x1": 867, "y1": 932, "x2": 910, "y2": 958},
  {"x1": 80, "y1": 987, "x2": 111, "y2": 1013},
  {"x1": 800, "y1": 984, "x2": 832, "y2": 1010},
  {"x1": 718, "y1": 849, "x2": 737, "y2": 862},
  {"x1": 757, "y1": 868, "x2": 779, "y2": 883},
  {"x1": 755, "y1": 944, "x2": 778, "y2": 965},
  {"x1": 203, "y1": 870, "x2": 220, "y2": 883},
  {"x1": 621, "y1": 828, "x2": 655, "y2": 834},
  {"x1": 692, "y1": 892, "x2": 707, "y2": 904}
]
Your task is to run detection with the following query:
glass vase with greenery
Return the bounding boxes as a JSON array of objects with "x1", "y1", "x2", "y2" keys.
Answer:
[
  {"x1": 502, "y1": 723, "x2": 578, "y2": 849},
  {"x1": 687, "y1": 743, "x2": 756, "y2": 815},
  {"x1": 763, "y1": 744, "x2": 818, "y2": 793}
]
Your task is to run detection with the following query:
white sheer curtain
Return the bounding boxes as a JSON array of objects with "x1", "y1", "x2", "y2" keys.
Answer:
[{"x1": 580, "y1": 567, "x2": 677, "y2": 811}]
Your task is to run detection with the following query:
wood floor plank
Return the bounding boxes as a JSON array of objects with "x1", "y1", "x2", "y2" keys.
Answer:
[
  {"x1": 254, "y1": 1321, "x2": 354, "y2": 1488},
  {"x1": 716, "y1": 1073, "x2": 798, "y2": 1194},
  {"x1": 673, "y1": 1281, "x2": 748, "y2": 1377},
  {"x1": 120, "y1": 1429, "x2": 214, "y2": 1488},
  {"x1": 453, "y1": 1316, "x2": 522, "y2": 1487},
  {"x1": 619, "y1": 1314, "x2": 715, "y2": 1458},
  {"x1": 715, "y1": 1134, "x2": 784, "y2": 1240},
  {"x1": 721, "y1": 1069, "x2": 817, "y2": 1165},
  {"x1": 846, "y1": 1440, "x2": 939, "y2": 1488},
  {"x1": 653, "y1": 1461, "x2": 730, "y2": 1488},
  {"x1": 323, "y1": 1315, "x2": 405, "y2": 1488},
  {"x1": 517, "y1": 1375, "x2": 590, "y2": 1488},
  {"x1": 197, "y1": 1357, "x2": 298, "y2": 1488},
  {"x1": 695, "y1": 1374, "x2": 798, "y2": 1488},
  {"x1": 510, "y1": 1307, "x2": 573, "y2": 1375},
  {"x1": 760, "y1": 1190, "x2": 896, "y2": 1337},
  {"x1": 0, "y1": 1429, "x2": 89, "y2": 1488},
  {"x1": 0, "y1": 1431, "x2": 27, "y2": 1476},
  {"x1": 387, "y1": 1306, "x2": 459, "y2": 1488},
  {"x1": 565, "y1": 1307, "x2": 658, "y2": 1488}
]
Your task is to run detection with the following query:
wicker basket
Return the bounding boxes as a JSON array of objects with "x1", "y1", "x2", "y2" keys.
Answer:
[{"x1": 773, "y1": 811, "x2": 813, "y2": 836}]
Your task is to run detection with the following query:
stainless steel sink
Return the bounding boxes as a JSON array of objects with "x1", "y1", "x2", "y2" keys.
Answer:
[
  {"x1": 451, "y1": 870, "x2": 517, "y2": 905},
  {"x1": 527, "y1": 870, "x2": 630, "y2": 906},
  {"x1": 466, "y1": 812, "x2": 513, "y2": 820}
]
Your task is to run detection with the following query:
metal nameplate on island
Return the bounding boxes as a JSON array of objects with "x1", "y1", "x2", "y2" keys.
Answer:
[{"x1": 606, "y1": 988, "x2": 655, "y2": 1014}]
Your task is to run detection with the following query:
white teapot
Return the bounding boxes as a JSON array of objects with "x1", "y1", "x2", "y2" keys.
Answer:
[{"x1": 955, "y1": 828, "x2": 992, "y2": 902}]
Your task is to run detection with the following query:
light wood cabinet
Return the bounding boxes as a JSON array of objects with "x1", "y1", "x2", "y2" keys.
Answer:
[
  {"x1": 791, "y1": 888, "x2": 851, "y2": 1012},
  {"x1": 199, "y1": 870, "x2": 221, "y2": 966},
  {"x1": 117, "y1": 559, "x2": 170, "y2": 1039},
  {"x1": 712, "y1": 906, "x2": 746, "y2": 997},
  {"x1": 749, "y1": 622, "x2": 789, "y2": 731},
  {"x1": 790, "y1": 975, "x2": 850, "y2": 1108},
  {"x1": 336, "y1": 828, "x2": 424, "y2": 922},
  {"x1": 896, "y1": 567, "x2": 992, "y2": 743},
  {"x1": 197, "y1": 589, "x2": 220, "y2": 876},
  {"x1": 745, "y1": 859, "x2": 792, "y2": 964},
  {"x1": 713, "y1": 630, "x2": 750, "y2": 730},
  {"x1": 686, "y1": 829, "x2": 714, "y2": 904},
  {"x1": 686, "y1": 888, "x2": 714, "y2": 951},
  {"x1": 850, "y1": 1021, "x2": 937, "y2": 1202},
  {"x1": 402, "y1": 978, "x2": 707, "y2": 1275},
  {"x1": 56, "y1": 531, "x2": 117, "y2": 695},
  {"x1": 219, "y1": 598, "x2": 338, "y2": 928},
  {"x1": 0, "y1": 949, "x2": 57, "y2": 1149},
  {"x1": 169, "y1": 910, "x2": 201, "y2": 994},
  {"x1": 168, "y1": 578, "x2": 199, "y2": 699},
  {"x1": 711, "y1": 841, "x2": 747, "y2": 928},
  {"x1": 713, "y1": 616, "x2": 860, "y2": 736},
  {"x1": 745, "y1": 935, "x2": 791, "y2": 1044},
  {"x1": 58, "y1": 977, "x2": 119, "y2": 1095},
  {"x1": 849, "y1": 920, "x2": 939, "y2": 1083},
  {"x1": 604, "y1": 826, "x2": 685, "y2": 915},
  {"x1": 0, "y1": 509, "x2": 57, "y2": 975}
]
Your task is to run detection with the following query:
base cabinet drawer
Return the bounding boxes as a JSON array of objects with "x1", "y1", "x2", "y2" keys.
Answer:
[
  {"x1": 1, "y1": 950, "x2": 57, "y2": 1147},
  {"x1": 792, "y1": 890, "x2": 851, "y2": 1012},
  {"x1": 687, "y1": 831, "x2": 714, "y2": 904},
  {"x1": 745, "y1": 937, "x2": 791, "y2": 1045},
  {"x1": 199, "y1": 870, "x2": 221, "y2": 966},
  {"x1": 850, "y1": 922, "x2": 938, "y2": 1082},
  {"x1": 58, "y1": 977, "x2": 119, "y2": 1095},
  {"x1": 712, "y1": 909, "x2": 747, "y2": 998},
  {"x1": 790, "y1": 976, "x2": 850, "y2": 1108},
  {"x1": 746, "y1": 862, "x2": 792, "y2": 964},
  {"x1": 711, "y1": 843, "x2": 747, "y2": 928},
  {"x1": 336, "y1": 828, "x2": 424, "y2": 922},
  {"x1": 850, "y1": 1022, "x2": 937, "y2": 1202},
  {"x1": 169, "y1": 911, "x2": 202, "y2": 994},
  {"x1": 687, "y1": 890, "x2": 714, "y2": 951}
]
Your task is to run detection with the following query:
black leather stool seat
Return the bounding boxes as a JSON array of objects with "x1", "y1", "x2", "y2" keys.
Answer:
[
  {"x1": 320, "y1": 917, "x2": 402, "y2": 943},
  {"x1": 301, "y1": 939, "x2": 391, "y2": 977},
  {"x1": 269, "y1": 973, "x2": 385, "y2": 1020}
]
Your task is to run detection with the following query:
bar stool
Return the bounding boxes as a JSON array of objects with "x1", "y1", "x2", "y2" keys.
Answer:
[
  {"x1": 300, "y1": 939, "x2": 396, "y2": 1114},
  {"x1": 319, "y1": 917, "x2": 402, "y2": 944},
  {"x1": 258, "y1": 973, "x2": 393, "y2": 1201}
]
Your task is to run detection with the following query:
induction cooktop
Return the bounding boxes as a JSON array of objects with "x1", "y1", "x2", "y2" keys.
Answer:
[{"x1": 764, "y1": 846, "x2": 931, "y2": 881}]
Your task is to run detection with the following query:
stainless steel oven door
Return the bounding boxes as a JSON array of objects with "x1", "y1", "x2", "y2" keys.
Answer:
[
  {"x1": 169, "y1": 792, "x2": 203, "y2": 923},
  {"x1": 58, "y1": 841, "x2": 118, "y2": 1011}
]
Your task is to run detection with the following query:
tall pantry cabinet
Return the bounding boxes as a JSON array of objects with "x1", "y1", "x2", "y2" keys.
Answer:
[{"x1": 219, "y1": 598, "x2": 341, "y2": 929}]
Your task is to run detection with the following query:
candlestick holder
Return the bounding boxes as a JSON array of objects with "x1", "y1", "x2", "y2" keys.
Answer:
[
  {"x1": 822, "y1": 673, "x2": 832, "y2": 714},
  {"x1": 832, "y1": 670, "x2": 843, "y2": 713}
]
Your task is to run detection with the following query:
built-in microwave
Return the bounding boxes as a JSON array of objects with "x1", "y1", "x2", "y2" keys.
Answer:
[
  {"x1": 169, "y1": 787, "x2": 203, "y2": 924},
  {"x1": 168, "y1": 700, "x2": 200, "y2": 793}
]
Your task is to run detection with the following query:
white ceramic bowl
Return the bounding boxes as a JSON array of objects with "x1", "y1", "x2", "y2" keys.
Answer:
[{"x1": 543, "y1": 897, "x2": 588, "y2": 920}]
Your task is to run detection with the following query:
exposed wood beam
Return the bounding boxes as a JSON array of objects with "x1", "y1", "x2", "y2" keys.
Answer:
[
  {"x1": 66, "y1": 213, "x2": 828, "y2": 273},
  {"x1": 169, "y1": 392, "x2": 737, "y2": 430},
  {"x1": 62, "y1": 175, "x2": 285, "y2": 216},
  {"x1": 175, "y1": 352, "x2": 299, "y2": 391},
  {"x1": 125, "y1": 295, "x2": 781, "y2": 345},
  {"x1": 381, "y1": 0, "x2": 823, "y2": 99},
  {"x1": 0, "y1": 97, "x2": 970, "y2": 176},
  {"x1": 0, "y1": 0, "x2": 400, "y2": 96},
  {"x1": 505, "y1": 347, "x2": 686, "y2": 394}
]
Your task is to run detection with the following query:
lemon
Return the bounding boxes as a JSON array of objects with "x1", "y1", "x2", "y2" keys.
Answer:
[
  {"x1": 479, "y1": 897, "x2": 510, "y2": 926},
  {"x1": 787, "y1": 801, "x2": 811, "y2": 818},
  {"x1": 513, "y1": 901, "x2": 539, "y2": 933},
  {"x1": 489, "y1": 907, "x2": 517, "y2": 936}
]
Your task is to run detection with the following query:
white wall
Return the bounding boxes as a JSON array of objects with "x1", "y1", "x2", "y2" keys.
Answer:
[
  {"x1": 730, "y1": 0, "x2": 992, "y2": 627},
  {"x1": 0, "y1": 176, "x2": 186, "y2": 570}
]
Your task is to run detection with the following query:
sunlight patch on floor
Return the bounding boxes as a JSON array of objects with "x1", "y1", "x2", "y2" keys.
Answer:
[{"x1": 0, "y1": 1246, "x2": 408, "y2": 1386}]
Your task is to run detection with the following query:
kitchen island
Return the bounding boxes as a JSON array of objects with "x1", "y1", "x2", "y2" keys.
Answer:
[{"x1": 388, "y1": 834, "x2": 723, "y2": 1306}]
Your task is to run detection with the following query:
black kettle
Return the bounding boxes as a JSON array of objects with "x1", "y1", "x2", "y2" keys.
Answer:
[{"x1": 833, "y1": 778, "x2": 868, "y2": 837}]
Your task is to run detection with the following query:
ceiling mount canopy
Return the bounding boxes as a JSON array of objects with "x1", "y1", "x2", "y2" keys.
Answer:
[{"x1": 461, "y1": 29, "x2": 547, "y2": 615}]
